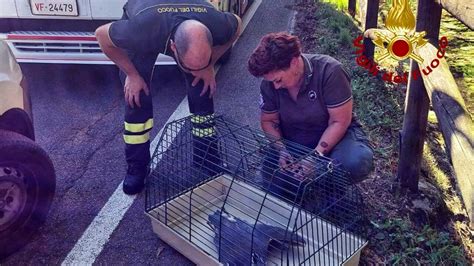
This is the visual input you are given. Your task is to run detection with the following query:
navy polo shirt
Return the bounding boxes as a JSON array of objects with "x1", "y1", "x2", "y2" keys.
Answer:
[
  {"x1": 260, "y1": 54, "x2": 353, "y2": 148},
  {"x1": 108, "y1": 0, "x2": 239, "y2": 80}
]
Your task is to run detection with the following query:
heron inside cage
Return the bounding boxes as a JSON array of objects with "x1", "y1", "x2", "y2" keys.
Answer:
[{"x1": 145, "y1": 115, "x2": 367, "y2": 265}]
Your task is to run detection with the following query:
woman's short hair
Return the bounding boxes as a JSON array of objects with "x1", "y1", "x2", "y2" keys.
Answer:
[{"x1": 248, "y1": 32, "x2": 302, "y2": 77}]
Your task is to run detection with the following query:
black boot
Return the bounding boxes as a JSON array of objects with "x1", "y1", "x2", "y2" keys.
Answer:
[{"x1": 123, "y1": 165, "x2": 148, "y2": 195}]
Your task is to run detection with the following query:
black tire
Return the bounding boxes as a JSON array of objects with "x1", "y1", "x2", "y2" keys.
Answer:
[
  {"x1": 0, "y1": 129, "x2": 56, "y2": 260},
  {"x1": 0, "y1": 108, "x2": 35, "y2": 141}
]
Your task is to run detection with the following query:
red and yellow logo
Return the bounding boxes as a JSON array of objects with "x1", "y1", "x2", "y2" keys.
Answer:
[
  {"x1": 371, "y1": 0, "x2": 428, "y2": 63},
  {"x1": 353, "y1": 0, "x2": 448, "y2": 84}
]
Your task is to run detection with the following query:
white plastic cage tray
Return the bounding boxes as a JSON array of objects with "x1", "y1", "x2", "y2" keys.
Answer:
[{"x1": 146, "y1": 175, "x2": 367, "y2": 265}]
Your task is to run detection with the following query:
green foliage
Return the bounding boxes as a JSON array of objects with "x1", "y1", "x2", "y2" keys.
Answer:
[
  {"x1": 372, "y1": 219, "x2": 468, "y2": 265},
  {"x1": 311, "y1": 1, "x2": 405, "y2": 160},
  {"x1": 384, "y1": 0, "x2": 417, "y2": 8},
  {"x1": 351, "y1": 72, "x2": 403, "y2": 135},
  {"x1": 328, "y1": 18, "x2": 341, "y2": 33},
  {"x1": 320, "y1": 0, "x2": 348, "y2": 10},
  {"x1": 339, "y1": 28, "x2": 352, "y2": 47},
  {"x1": 317, "y1": 36, "x2": 338, "y2": 55},
  {"x1": 327, "y1": 11, "x2": 352, "y2": 34},
  {"x1": 301, "y1": 0, "x2": 473, "y2": 262},
  {"x1": 439, "y1": 11, "x2": 474, "y2": 118}
]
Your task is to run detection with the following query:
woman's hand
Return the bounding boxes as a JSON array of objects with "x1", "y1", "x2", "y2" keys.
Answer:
[
  {"x1": 293, "y1": 155, "x2": 317, "y2": 180},
  {"x1": 124, "y1": 74, "x2": 149, "y2": 108},
  {"x1": 278, "y1": 148, "x2": 294, "y2": 170},
  {"x1": 192, "y1": 66, "x2": 216, "y2": 98}
]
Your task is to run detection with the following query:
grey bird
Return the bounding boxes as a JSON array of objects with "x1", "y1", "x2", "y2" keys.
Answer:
[{"x1": 207, "y1": 209, "x2": 306, "y2": 265}]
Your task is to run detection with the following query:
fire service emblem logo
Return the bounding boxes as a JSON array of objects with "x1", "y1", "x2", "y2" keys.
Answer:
[{"x1": 370, "y1": 0, "x2": 428, "y2": 64}]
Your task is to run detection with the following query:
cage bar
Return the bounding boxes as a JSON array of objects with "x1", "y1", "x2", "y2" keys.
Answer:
[{"x1": 145, "y1": 115, "x2": 367, "y2": 265}]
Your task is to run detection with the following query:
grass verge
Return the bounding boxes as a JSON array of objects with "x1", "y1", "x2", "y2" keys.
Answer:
[{"x1": 292, "y1": 0, "x2": 472, "y2": 263}]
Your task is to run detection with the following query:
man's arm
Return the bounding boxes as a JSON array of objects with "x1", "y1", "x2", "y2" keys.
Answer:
[
  {"x1": 95, "y1": 23, "x2": 139, "y2": 78},
  {"x1": 315, "y1": 99, "x2": 353, "y2": 155},
  {"x1": 95, "y1": 23, "x2": 149, "y2": 108}
]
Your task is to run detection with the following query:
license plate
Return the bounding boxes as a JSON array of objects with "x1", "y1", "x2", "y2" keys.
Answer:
[{"x1": 30, "y1": 0, "x2": 78, "y2": 16}]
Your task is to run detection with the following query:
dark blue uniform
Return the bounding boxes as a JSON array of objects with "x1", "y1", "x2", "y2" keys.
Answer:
[{"x1": 109, "y1": 0, "x2": 239, "y2": 171}]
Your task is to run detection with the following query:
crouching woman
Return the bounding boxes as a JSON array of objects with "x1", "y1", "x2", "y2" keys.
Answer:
[{"x1": 248, "y1": 32, "x2": 374, "y2": 199}]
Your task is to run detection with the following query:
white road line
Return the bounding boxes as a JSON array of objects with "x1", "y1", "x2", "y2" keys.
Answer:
[
  {"x1": 62, "y1": 99, "x2": 190, "y2": 266},
  {"x1": 240, "y1": 0, "x2": 261, "y2": 36},
  {"x1": 62, "y1": 1, "x2": 261, "y2": 264},
  {"x1": 61, "y1": 182, "x2": 136, "y2": 265}
]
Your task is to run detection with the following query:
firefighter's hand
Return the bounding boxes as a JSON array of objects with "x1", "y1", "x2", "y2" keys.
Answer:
[
  {"x1": 124, "y1": 74, "x2": 149, "y2": 108},
  {"x1": 191, "y1": 66, "x2": 216, "y2": 98}
]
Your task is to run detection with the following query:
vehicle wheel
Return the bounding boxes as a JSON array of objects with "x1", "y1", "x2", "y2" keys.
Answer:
[
  {"x1": 0, "y1": 129, "x2": 55, "y2": 259},
  {"x1": 0, "y1": 108, "x2": 35, "y2": 141}
]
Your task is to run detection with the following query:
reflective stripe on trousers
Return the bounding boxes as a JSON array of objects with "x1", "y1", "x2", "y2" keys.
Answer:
[
  {"x1": 120, "y1": 60, "x2": 215, "y2": 169},
  {"x1": 123, "y1": 118, "x2": 154, "y2": 144},
  {"x1": 191, "y1": 114, "x2": 216, "y2": 138}
]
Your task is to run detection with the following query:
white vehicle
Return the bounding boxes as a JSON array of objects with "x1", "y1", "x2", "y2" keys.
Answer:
[
  {"x1": 0, "y1": 0, "x2": 249, "y2": 64},
  {"x1": 0, "y1": 40, "x2": 56, "y2": 259}
]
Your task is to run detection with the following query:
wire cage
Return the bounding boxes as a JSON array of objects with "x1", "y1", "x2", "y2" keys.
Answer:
[{"x1": 145, "y1": 115, "x2": 367, "y2": 265}]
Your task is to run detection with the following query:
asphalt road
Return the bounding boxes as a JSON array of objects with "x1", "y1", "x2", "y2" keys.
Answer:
[{"x1": 2, "y1": 0, "x2": 294, "y2": 264}]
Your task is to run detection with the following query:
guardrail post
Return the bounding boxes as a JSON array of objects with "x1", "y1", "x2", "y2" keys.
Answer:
[
  {"x1": 397, "y1": 0, "x2": 442, "y2": 192},
  {"x1": 363, "y1": 0, "x2": 379, "y2": 59},
  {"x1": 348, "y1": 0, "x2": 356, "y2": 17}
]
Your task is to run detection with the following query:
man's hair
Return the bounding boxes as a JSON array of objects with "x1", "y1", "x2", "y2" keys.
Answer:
[
  {"x1": 174, "y1": 20, "x2": 213, "y2": 55},
  {"x1": 248, "y1": 32, "x2": 302, "y2": 77}
]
